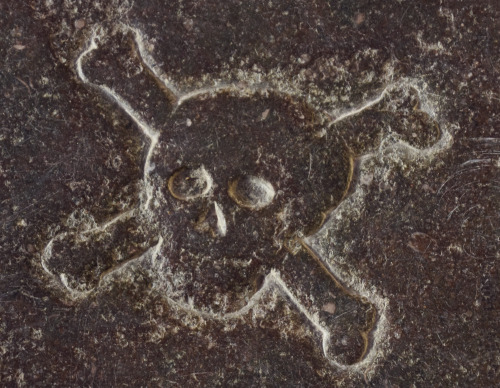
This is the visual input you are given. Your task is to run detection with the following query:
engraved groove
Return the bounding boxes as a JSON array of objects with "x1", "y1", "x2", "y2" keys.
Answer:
[{"x1": 40, "y1": 22, "x2": 452, "y2": 373}]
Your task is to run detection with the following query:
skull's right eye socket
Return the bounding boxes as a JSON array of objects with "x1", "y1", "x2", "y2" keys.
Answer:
[
  {"x1": 168, "y1": 166, "x2": 213, "y2": 201},
  {"x1": 228, "y1": 175, "x2": 275, "y2": 210}
]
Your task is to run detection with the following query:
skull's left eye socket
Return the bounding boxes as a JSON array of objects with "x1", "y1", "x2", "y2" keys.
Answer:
[{"x1": 168, "y1": 166, "x2": 213, "y2": 201}]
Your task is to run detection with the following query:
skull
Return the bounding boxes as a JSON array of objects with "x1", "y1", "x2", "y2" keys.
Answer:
[
  {"x1": 148, "y1": 90, "x2": 350, "y2": 313},
  {"x1": 40, "y1": 23, "x2": 442, "y2": 368}
]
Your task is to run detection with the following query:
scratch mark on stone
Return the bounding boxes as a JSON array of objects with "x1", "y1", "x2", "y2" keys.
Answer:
[{"x1": 330, "y1": 86, "x2": 390, "y2": 124}]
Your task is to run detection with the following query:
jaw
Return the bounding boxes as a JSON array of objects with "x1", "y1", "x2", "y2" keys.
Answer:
[
  {"x1": 162, "y1": 249, "x2": 263, "y2": 314},
  {"x1": 156, "y1": 224, "x2": 280, "y2": 314}
]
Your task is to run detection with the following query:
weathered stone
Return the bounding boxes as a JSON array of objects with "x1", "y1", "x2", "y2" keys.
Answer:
[{"x1": 1, "y1": 1, "x2": 498, "y2": 386}]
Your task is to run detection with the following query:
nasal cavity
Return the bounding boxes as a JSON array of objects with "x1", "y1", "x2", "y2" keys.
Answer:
[{"x1": 213, "y1": 202, "x2": 227, "y2": 237}]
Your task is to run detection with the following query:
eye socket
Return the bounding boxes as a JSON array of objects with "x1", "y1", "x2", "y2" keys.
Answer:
[
  {"x1": 168, "y1": 166, "x2": 213, "y2": 201},
  {"x1": 228, "y1": 175, "x2": 275, "y2": 210}
]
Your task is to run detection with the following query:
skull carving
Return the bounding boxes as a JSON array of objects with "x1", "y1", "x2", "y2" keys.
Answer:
[{"x1": 41, "y1": 24, "x2": 441, "y2": 368}]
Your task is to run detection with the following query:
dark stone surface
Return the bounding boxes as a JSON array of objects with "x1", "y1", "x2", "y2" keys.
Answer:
[{"x1": 1, "y1": 1, "x2": 498, "y2": 386}]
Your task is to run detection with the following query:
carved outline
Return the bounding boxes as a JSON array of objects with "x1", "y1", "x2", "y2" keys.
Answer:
[{"x1": 40, "y1": 22, "x2": 453, "y2": 373}]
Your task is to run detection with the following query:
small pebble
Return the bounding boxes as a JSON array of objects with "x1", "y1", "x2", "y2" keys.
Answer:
[
  {"x1": 75, "y1": 19, "x2": 86, "y2": 30},
  {"x1": 354, "y1": 13, "x2": 366, "y2": 26},
  {"x1": 183, "y1": 19, "x2": 194, "y2": 32},
  {"x1": 298, "y1": 53, "x2": 311, "y2": 65},
  {"x1": 322, "y1": 302, "x2": 336, "y2": 314}
]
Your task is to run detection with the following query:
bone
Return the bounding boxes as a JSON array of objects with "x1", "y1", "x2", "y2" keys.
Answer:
[
  {"x1": 78, "y1": 28, "x2": 175, "y2": 128},
  {"x1": 76, "y1": 26, "x2": 165, "y2": 209},
  {"x1": 274, "y1": 243, "x2": 376, "y2": 366},
  {"x1": 41, "y1": 210, "x2": 154, "y2": 299}
]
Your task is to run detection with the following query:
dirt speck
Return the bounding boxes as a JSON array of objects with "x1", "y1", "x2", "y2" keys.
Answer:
[
  {"x1": 75, "y1": 19, "x2": 86, "y2": 30},
  {"x1": 322, "y1": 302, "x2": 336, "y2": 314}
]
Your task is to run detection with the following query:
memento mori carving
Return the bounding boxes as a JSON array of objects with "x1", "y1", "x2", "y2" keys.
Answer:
[{"x1": 41, "y1": 23, "x2": 442, "y2": 368}]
